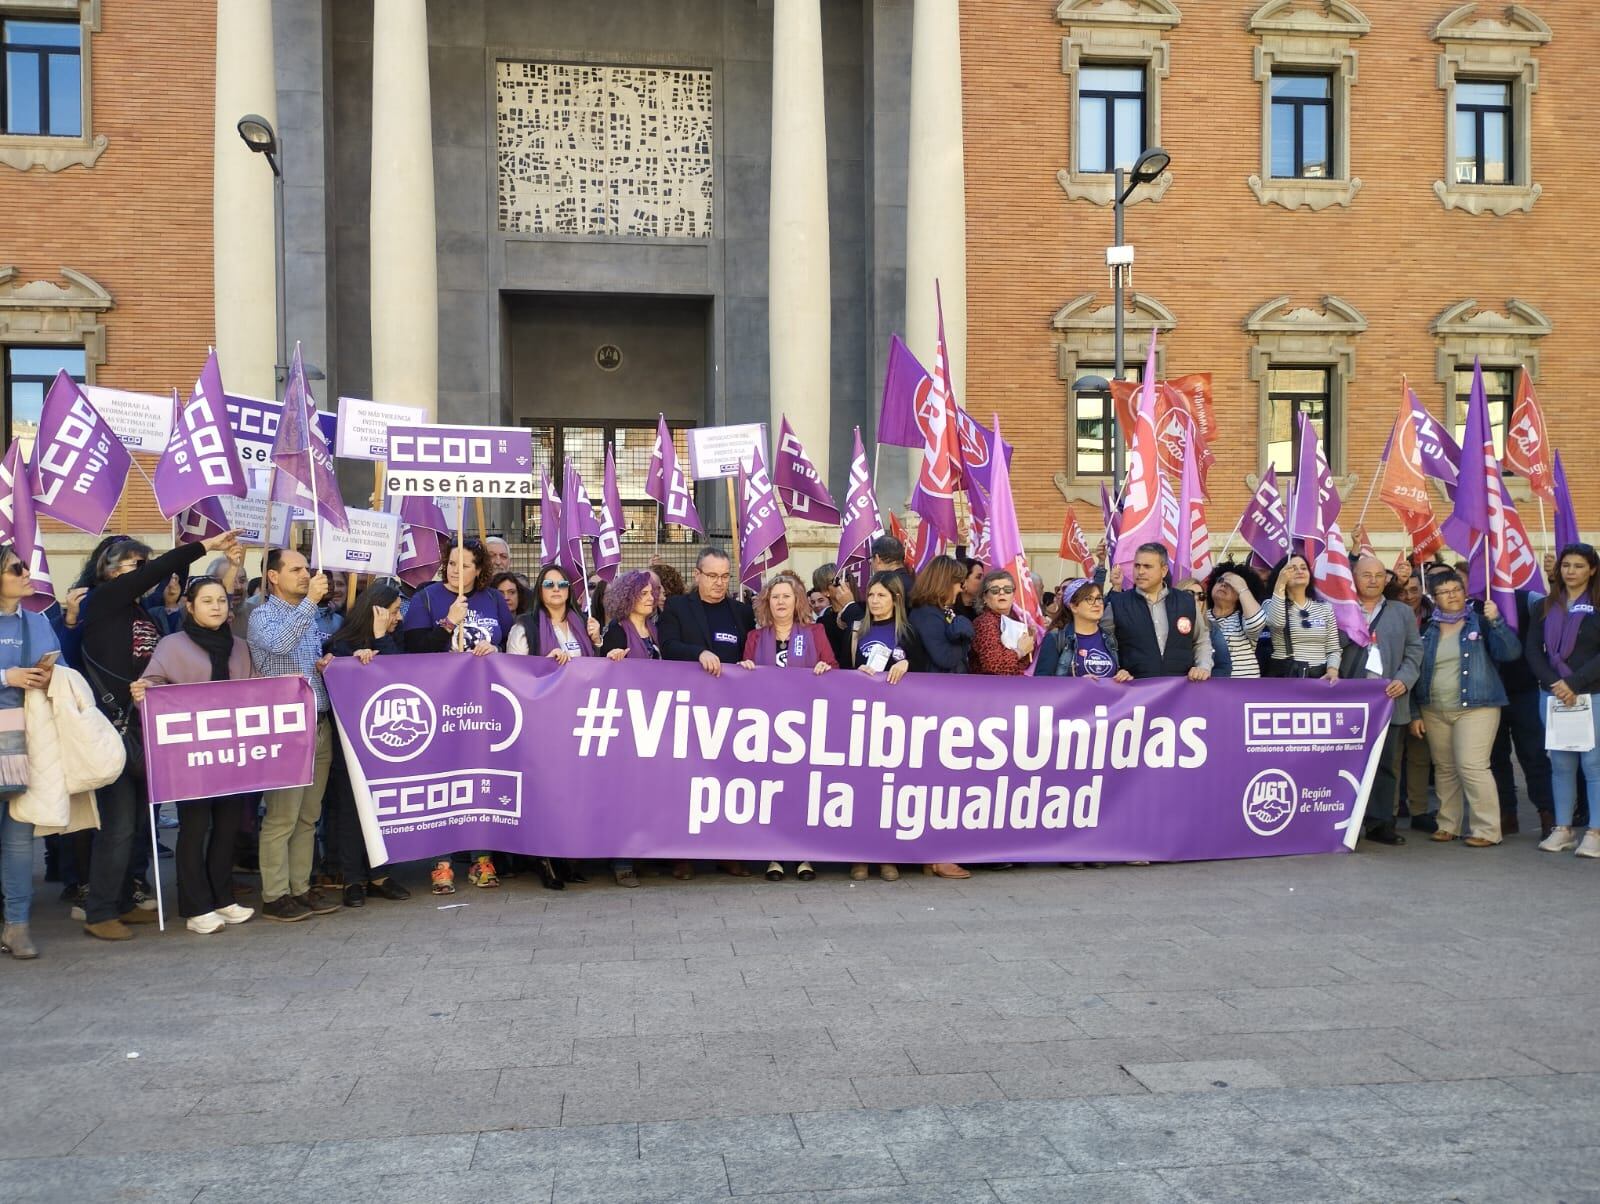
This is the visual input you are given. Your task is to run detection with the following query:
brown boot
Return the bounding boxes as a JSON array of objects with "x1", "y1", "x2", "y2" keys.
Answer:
[
  {"x1": 84, "y1": 919, "x2": 133, "y2": 941},
  {"x1": 1501, "y1": 811, "x2": 1521, "y2": 836},
  {"x1": 119, "y1": 908, "x2": 159, "y2": 925},
  {"x1": 924, "y1": 863, "x2": 972, "y2": 879}
]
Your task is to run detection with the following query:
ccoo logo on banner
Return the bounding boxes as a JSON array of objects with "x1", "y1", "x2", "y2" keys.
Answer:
[{"x1": 139, "y1": 677, "x2": 319, "y2": 805}]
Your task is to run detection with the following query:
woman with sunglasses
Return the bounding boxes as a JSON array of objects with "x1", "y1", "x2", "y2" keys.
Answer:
[
  {"x1": 128, "y1": 577, "x2": 257, "y2": 935},
  {"x1": 0, "y1": 543, "x2": 62, "y2": 959},
  {"x1": 1035, "y1": 579, "x2": 1131, "y2": 680},
  {"x1": 320, "y1": 582, "x2": 414, "y2": 906},
  {"x1": 1204, "y1": 563, "x2": 1268, "y2": 679},
  {"x1": 506, "y1": 563, "x2": 602, "y2": 663},
  {"x1": 77, "y1": 528, "x2": 241, "y2": 941},
  {"x1": 1263, "y1": 554, "x2": 1340, "y2": 681},
  {"x1": 970, "y1": 569, "x2": 1035, "y2": 675}
]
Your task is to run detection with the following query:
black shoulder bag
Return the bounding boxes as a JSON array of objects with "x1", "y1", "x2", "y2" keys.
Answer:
[{"x1": 81, "y1": 651, "x2": 145, "y2": 782}]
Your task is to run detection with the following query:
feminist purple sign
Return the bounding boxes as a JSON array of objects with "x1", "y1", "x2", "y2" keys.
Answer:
[
  {"x1": 384, "y1": 423, "x2": 535, "y2": 498},
  {"x1": 139, "y1": 677, "x2": 317, "y2": 805},
  {"x1": 327, "y1": 657, "x2": 1392, "y2": 869}
]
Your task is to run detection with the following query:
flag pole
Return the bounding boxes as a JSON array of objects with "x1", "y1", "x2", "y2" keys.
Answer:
[
  {"x1": 1216, "y1": 512, "x2": 1248, "y2": 564},
  {"x1": 454, "y1": 495, "x2": 466, "y2": 652},
  {"x1": 1539, "y1": 497, "x2": 1550, "y2": 560},
  {"x1": 308, "y1": 444, "x2": 325, "y2": 571},
  {"x1": 726, "y1": 477, "x2": 742, "y2": 587},
  {"x1": 1352, "y1": 444, "x2": 1390, "y2": 538},
  {"x1": 262, "y1": 466, "x2": 277, "y2": 559}
]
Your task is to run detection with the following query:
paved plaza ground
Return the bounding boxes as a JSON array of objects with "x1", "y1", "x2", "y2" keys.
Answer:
[{"x1": 1, "y1": 824, "x2": 1596, "y2": 1203}]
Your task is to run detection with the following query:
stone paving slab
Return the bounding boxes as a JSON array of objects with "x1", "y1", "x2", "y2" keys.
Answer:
[{"x1": 2, "y1": 829, "x2": 1598, "y2": 1202}]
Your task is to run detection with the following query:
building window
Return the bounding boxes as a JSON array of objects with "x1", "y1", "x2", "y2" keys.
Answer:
[
  {"x1": 1452, "y1": 80, "x2": 1512, "y2": 184},
  {"x1": 4, "y1": 343, "x2": 84, "y2": 448},
  {"x1": 1270, "y1": 73, "x2": 1332, "y2": 178},
  {"x1": 1265, "y1": 367, "x2": 1332, "y2": 478},
  {"x1": 1076, "y1": 66, "x2": 1144, "y2": 174},
  {"x1": 2, "y1": 17, "x2": 80, "y2": 136},
  {"x1": 1451, "y1": 365, "x2": 1514, "y2": 457},
  {"x1": 1071, "y1": 364, "x2": 1140, "y2": 478}
]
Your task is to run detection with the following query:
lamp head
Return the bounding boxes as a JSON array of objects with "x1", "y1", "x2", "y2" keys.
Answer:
[
  {"x1": 236, "y1": 114, "x2": 277, "y2": 156},
  {"x1": 1073, "y1": 375, "x2": 1112, "y2": 394},
  {"x1": 1131, "y1": 146, "x2": 1171, "y2": 184}
]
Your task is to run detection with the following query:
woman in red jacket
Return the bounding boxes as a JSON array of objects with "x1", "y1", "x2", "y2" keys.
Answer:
[{"x1": 970, "y1": 569, "x2": 1036, "y2": 675}]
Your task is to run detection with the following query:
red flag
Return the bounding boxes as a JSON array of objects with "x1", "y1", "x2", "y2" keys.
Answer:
[
  {"x1": 887, "y1": 509, "x2": 908, "y2": 545},
  {"x1": 1506, "y1": 372, "x2": 1554, "y2": 502},
  {"x1": 1355, "y1": 525, "x2": 1374, "y2": 558},
  {"x1": 1059, "y1": 506, "x2": 1091, "y2": 568},
  {"x1": 1314, "y1": 523, "x2": 1371, "y2": 647}
]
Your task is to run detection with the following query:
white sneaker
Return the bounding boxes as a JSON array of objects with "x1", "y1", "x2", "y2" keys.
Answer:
[
  {"x1": 1539, "y1": 826, "x2": 1578, "y2": 853},
  {"x1": 69, "y1": 905, "x2": 86, "y2": 922},
  {"x1": 185, "y1": 911, "x2": 225, "y2": 934},
  {"x1": 217, "y1": 904, "x2": 255, "y2": 925},
  {"x1": 1577, "y1": 830, "x2": 1600, "y2": 859}
]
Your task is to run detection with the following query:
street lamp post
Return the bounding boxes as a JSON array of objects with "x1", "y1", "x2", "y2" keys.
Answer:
[
  {"x1": 236, "y1": 114, "x2": 286, "y2": 389},
  {"x1": 1105, "y1": 147, "x2": 1171, "y2": 494}
]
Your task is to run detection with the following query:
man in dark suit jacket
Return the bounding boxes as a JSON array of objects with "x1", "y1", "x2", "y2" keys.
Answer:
[
  {"x1": 1102, "y1": 543, "x2": 1213, "y2": 680},
  {"x1": 659, "y1": 546, "x2": 756, "y2": 677}
]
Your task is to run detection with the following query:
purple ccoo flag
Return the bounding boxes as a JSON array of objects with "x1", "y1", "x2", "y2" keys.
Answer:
[
  {"x1": 593, "y1": 445, "x2": 624, "y2": 583},
  {"x1": 646, "y1": 414, "x2": 702, "y2": 532},
  {"x1": 175, "y1": 496, "x2": 230, "y2": 546},
  {"x1": 1288, "y1": 415, "x2": 1339, "y2": 563},
  {"x1": 736, "y1": 441, "x2": 789, "y2": 590},
  {"x1": 1241, "y1": 466, "x2": 1290, "y2": 568},
  {"x1": 561, "y1": 459, "x2": 601, "y2": 608},
  {"x1": 1099, "y1": 480, "x2": 1119, "y2": 566},
  {"x1": 836, "y1": 426, "x2": 884, "y2": 585},
  {"x1": 0, "y1": 442, "x2": 57, "y2": 612},
  {"x1": 28, "y1": 370, "x2": 131, "y2": 535},
  {"x1": 1554, "y1": 450, "x2": 1580, "y2": 552},
  {"x1": 271, "y1": 343, "x2": 347, "y2": 531},
  {"x1": 773, "y1": 416, "x2": 840, "y2": 525},
  {"x1": 155, "y1": 350, "x2": 247, "y2": 518},
  {"x1": 1408, "y1": 387, "x2": 1461, "y2": 497},
  {"x1": 1440, "y1": 359, "x2": 1491, "y2": 559}
]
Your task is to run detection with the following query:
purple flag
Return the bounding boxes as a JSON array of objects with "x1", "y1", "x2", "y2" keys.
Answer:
[
  {"x1": 324, "y1": 656, "x2": 1394, "y2": 866},
  {"x1": 539, "y1": 467, "x2": 563, "y2": 565},
  {"x1": 175, "y1": 496, "x2": 230, "y2": 546},
  {"x1": 139, "y1": 676, "x2": 317, "y2": 805},
  {"x1": 1288, "y1": 414, "x2": 1338, "y2": 562},
  {"x1": 28, "y1": 370, "x2": 131, "y2": 535},
  {"x1": 399, "y1": 493, "x2": 452, "y2": 537},
  {"x1": 645, "y1": 414, "x2": 702, "y2": 532},
  {"x1": 1554, "y1": 451, "x2": 1580, "y2": 552},
  {"x1": 736, "y1": 441, "x2": 789, "y2": 590},
  {"x1": 1099, "y1": 480, "x2": 1119, "y2": 565},
  {"x1": 953, "y1": 409, "x2": 1015, "y2": 498},
  {"x1": 0, "y1": 442, "x2": 57, "y2": 612},
  {"x1": 1173, "y1": 421, "x2": 1206, "y2": 583},
  {"x1": 773, "y1": 417, "x2": 840, "y2": 525},
  {"x1": 271, "y1": 343, "x2": 348, "y2": 531},
  {"x1": 908, "y1": 292, "x2": 963, "y2": 545},
  {"x1": 1408, "y1": 388, "x2": 1461, "y2": 497},
  {"x1": 1241, "y1": 467, "x2": 1290, "y2": 568},
  {"x1": 154, "y1": 350, "x2": 248, "y2": 518},
  {"x1": 836, "y1": 427, "x2": 884, "y2": 583},
  {"x1": 983, "y1": 413, "x2": 1044, "y2": 629},
  {"x1": 394, "y1": 524, "x2": 446, "y2": 588},
  {"x1": 877, "y1": 335, "x2": 930, "y2": 449},
  {"x1": 1440, "y1": 360, "x2": 1491, "y2": 558},
  {"x1": 561, "y1": 460, "x2": 602, "y2": 607},
  {"x1": 593, "y1": 445, "x2": 624, "y2": 584}
]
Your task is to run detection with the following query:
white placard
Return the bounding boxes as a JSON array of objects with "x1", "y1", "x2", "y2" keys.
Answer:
[
  {"x1": 220, "y1": 489, "x2": 294, "y2": 547},
  {"x1": 1546, "y1": 695, "x2": 1596, "y2": 752},
  {"x1": 80, "y1": 385, "x2": 173, "y2": 453},
  {"x1": 686, "y1": 423, "x2": 767, "y2": 480},
  {"x1": 336, "y1": 396, "x2": 426, "y2": 461},
  {"x1": 316, "y1": 507, "x2": 400, "y2": 575}
]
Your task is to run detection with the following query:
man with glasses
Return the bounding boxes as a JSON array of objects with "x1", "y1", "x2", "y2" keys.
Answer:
[
  {"x1": 1102, "y1": 543, "x2": 1212, "y2": 681},
  {"x1": 660, "y1": 547, "x2": 754, "y2": 678}
]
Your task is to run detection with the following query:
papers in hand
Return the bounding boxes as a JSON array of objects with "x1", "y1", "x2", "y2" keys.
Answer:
[
  {"x1": 999, "y1": 615, "x2": 1028, "y2": 653},
  {"x1": 1546, "y1": 695, "x2": 1596, "y2": 753},
  {"x1": 865, "y1": 645, "x2": 890, "y2": 673}
]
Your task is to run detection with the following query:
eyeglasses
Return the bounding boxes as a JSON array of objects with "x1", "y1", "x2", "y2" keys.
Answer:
[
  {"x1": 986, "y1": 585, "x2": 1015, "y2": 596},
  {"x1": 1188, "y1": 590, "x2": 1207, "y2": 601},
  {"x1": 1077, "y1": 594, "x2": 1104, "y2": 605},
  {"x1": 700, "y1": 572, "x2": 731, "y2": 583},
  {"x1": 541, "y1": 579, "x2": 570, "y2": 590}
]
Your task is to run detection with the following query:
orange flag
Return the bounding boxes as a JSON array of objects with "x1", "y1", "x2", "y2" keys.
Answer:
[
  {"x1": 1506, "y1": 371, "x2": 1555, "y2": 502},
  {"x1": 1059, "y1": 505, "x2": 1091, "y2": 568}
]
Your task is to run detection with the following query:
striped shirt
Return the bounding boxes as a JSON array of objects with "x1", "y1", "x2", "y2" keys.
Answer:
[
  {"x1": 1211, "y1": 607, "x2": 1266, "y2": 678},
  {"x1": 1263, "y1": 596, "x2": 1342, "y2": 670}
]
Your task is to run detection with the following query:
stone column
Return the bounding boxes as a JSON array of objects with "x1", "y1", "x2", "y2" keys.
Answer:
[
  {"x1": 213, "y1": 0, "x2": 278, "y2": 398},
  {"x1": 768, "y1": 0, "x2": 831, "y2": 480},
  {"x1": 369, "y1": 0, "x2": 438, "y2": 418},
  {"x1": 905, "y1": 0, "x2": 968, "y2": 408}
]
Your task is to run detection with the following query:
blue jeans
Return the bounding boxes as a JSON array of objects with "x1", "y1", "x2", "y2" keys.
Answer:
[
  {"x1": 1, "y1": 807, "x2": 35, "y2": 924},
  {"x1": 1540, "y1": 690, "x2": 1600, "y2": 828}
]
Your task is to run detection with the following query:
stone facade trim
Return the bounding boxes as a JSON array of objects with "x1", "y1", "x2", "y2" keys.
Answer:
[
  {"x1": 0, "y1": 0, "x2": 107, "y2": 172},
  {"x1": 1430, "y1": 297, "x2": 1551, "y2": 423},
  {"x1": 1430, "y1": 4, "x2": 1549, "y2": 215},
  {"x1": 0, "y1": 265, "x2": 111, "y2": 374},
  {"x1": 1056, "y1": 2, "x2": 1179, "y2": 207},
  {"x1": 1246, "y1": 1, "x2": 1369, "y2": 211},
  {"x1": 1244, "y1": 294, "x2": 1366, "y2": 476}
]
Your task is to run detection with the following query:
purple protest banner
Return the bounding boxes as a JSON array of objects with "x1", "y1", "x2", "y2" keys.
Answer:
[
  {"x1": 327, "y1": 656, "x2": 1393, "y2": 869},
  {"x1": 29, "y1": 370, "x2": 132, "y2": 534},
  {"x1": 139, "y1": 676, "x2": 317, "y2": 806},
  {"x1": 227, "y1": 392, "x2": 338, "y2": 474},
  {"x1": 384, "y1": 423, "x2": 535, "y2": 498}
]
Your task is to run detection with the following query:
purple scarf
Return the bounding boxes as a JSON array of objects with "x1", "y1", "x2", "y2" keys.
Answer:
[
  {"x1": 539, "y1": 607, "x2": 593, "y2": 658},
  {"x1": 620, "y1": 616, "x2": 660, "y2": 660},
  {"x1": 755, "y1": 623, "x2": 820, "y2": 668},
  {"x1": 1430, "y1": 605, "x2": 1468, "y2": 626},
  {"x1": 1543, "y1": 596, "x2": 1587, "y2": 678}
]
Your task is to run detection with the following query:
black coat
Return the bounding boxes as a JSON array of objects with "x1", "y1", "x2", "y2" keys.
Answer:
[{"x1": 659, "y1": 592, "x2": 755, "y2": 663}]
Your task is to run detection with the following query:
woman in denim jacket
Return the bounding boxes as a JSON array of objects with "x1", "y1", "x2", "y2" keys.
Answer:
[
  {"x1": 1035, "y1": 579, "x2": 1131, "y2": 681},
  {"x1": 1408, "y1": 570, "x2": 1519, "y2": 846}
]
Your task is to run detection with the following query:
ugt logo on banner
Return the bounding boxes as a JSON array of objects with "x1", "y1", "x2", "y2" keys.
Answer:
[{"x1": 139, "y1": 677, "x2": 318, "y2": 805}]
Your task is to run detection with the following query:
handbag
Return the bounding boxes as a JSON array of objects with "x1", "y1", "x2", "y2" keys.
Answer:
[
  {"x1": 1271, "y1": 603, "x2": 1318, "y2": 679},
  {"x1": 80, "y1": 650, "x2": 145, "y2": 782}
]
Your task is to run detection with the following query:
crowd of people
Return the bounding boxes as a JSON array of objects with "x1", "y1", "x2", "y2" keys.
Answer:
[{"x1": 1, "y1": 526, "x2": 1595, "y2": 962}]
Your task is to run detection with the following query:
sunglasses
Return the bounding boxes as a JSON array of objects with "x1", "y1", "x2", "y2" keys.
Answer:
[
  {"x1": 986, "y1": 585, "x2": 1015, "y2": 596},
  {"x1": 541, "y1": 579, "x2": 570, "y2": 590},
  {"x1": 3, "y1": 562, "x2": 27, "y2": 578},
  {"x1": 1297, "y1": 607, "x2": 1314, "y2": 629}
]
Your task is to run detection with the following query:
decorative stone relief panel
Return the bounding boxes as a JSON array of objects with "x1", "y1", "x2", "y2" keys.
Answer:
[{"x1": 496, "y1": 62, "x2": 714, "y2": 238}]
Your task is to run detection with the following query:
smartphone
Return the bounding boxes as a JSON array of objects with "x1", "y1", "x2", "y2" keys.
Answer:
[{"x1": 35, "y1": 652, "x2": 59, "y2": 670}]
